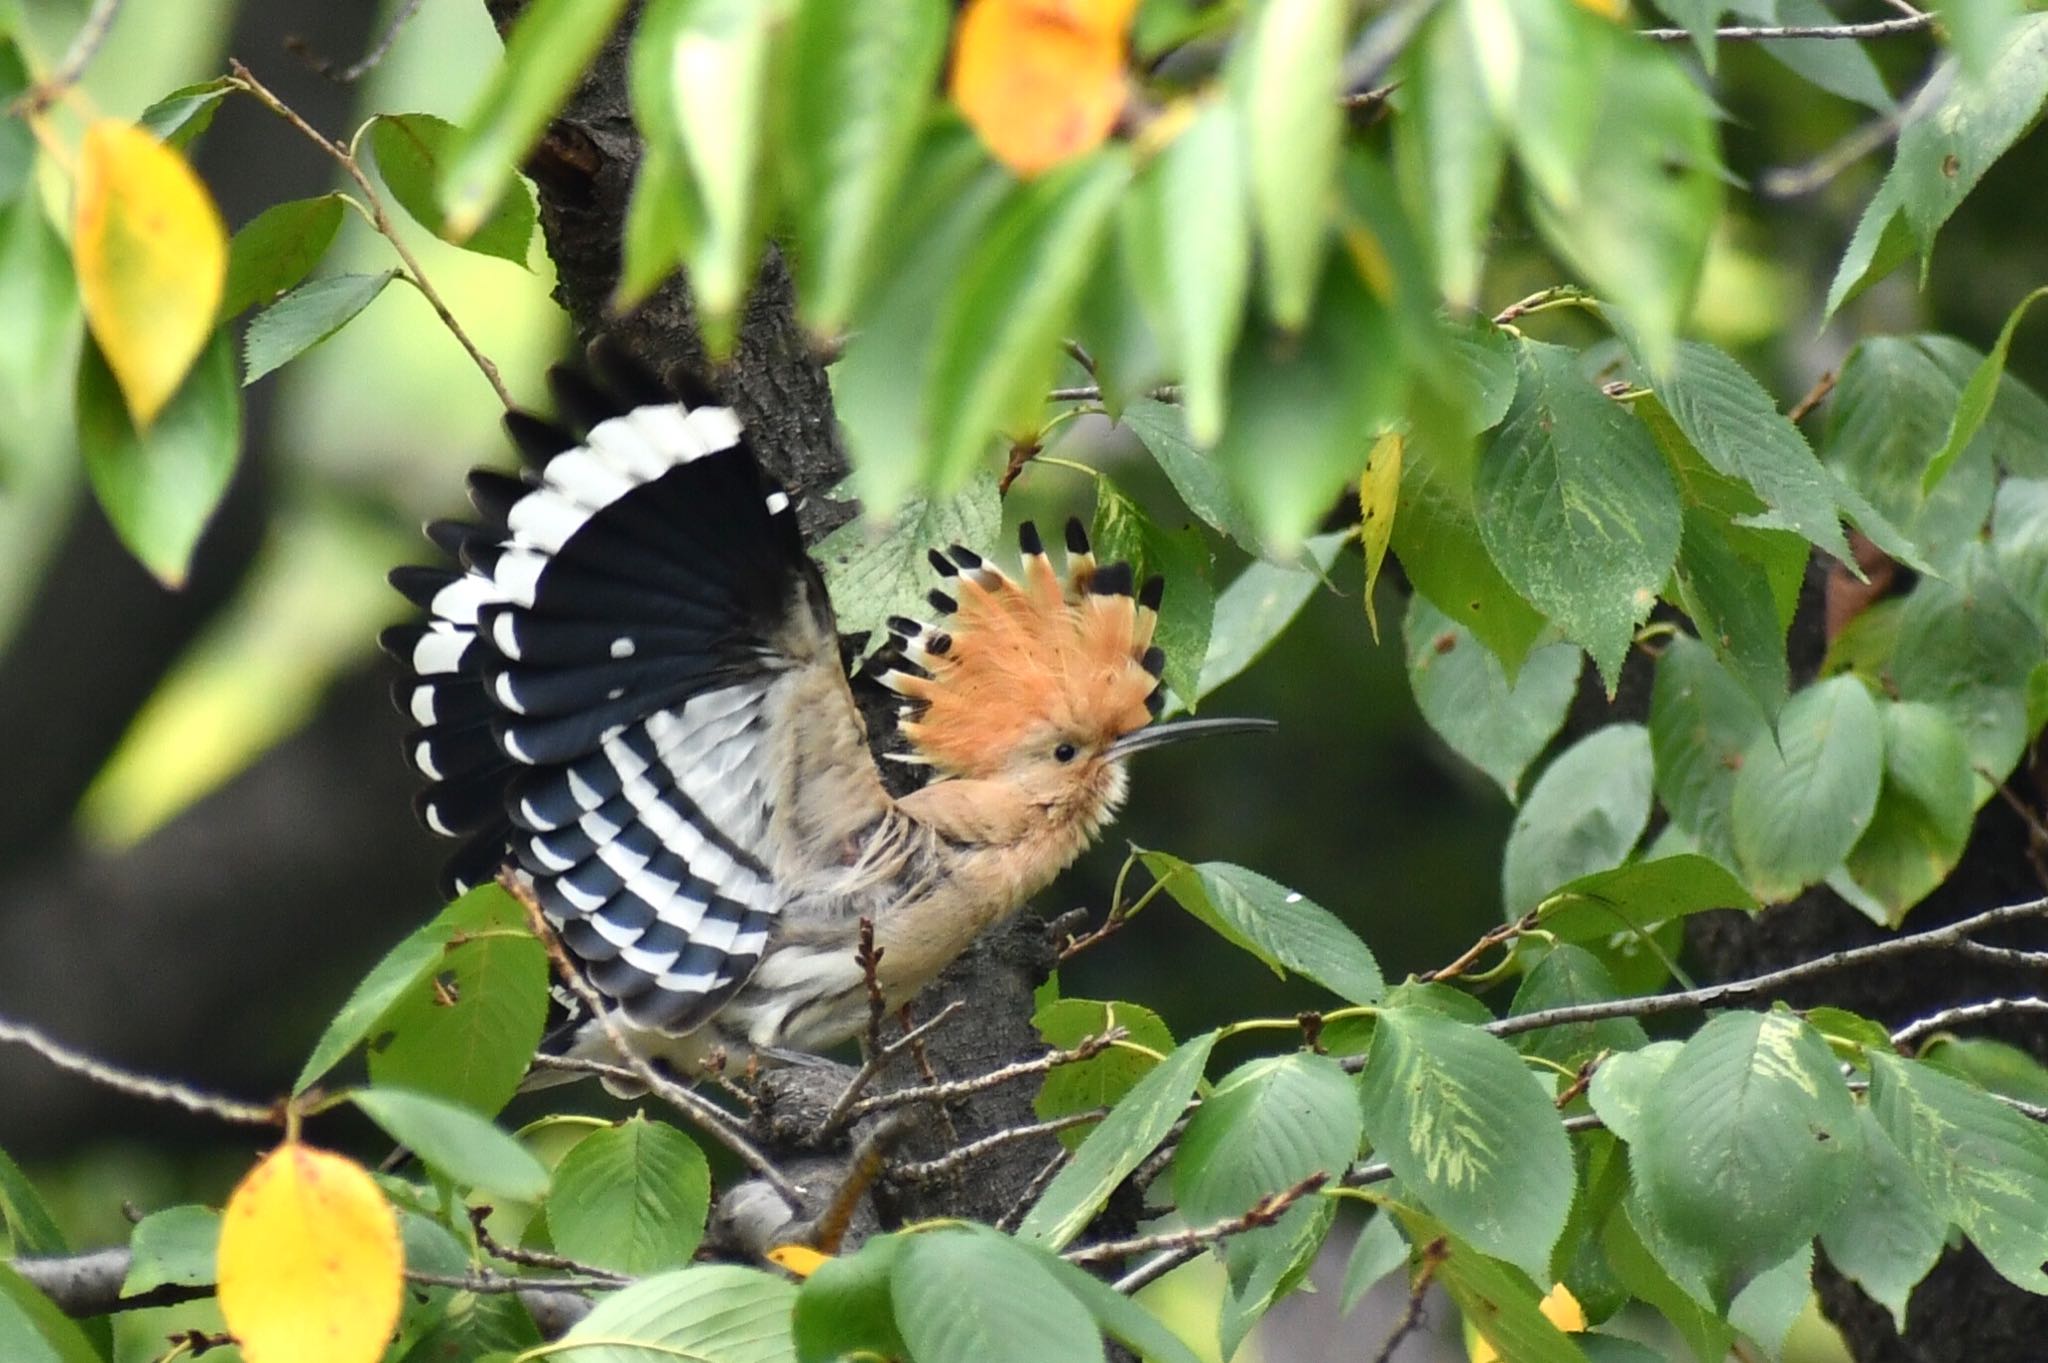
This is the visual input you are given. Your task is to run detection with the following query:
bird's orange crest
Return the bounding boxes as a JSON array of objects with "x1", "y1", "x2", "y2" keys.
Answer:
[{"x1": 877, "y1": 520, "x2": 1164, "y2": 777}]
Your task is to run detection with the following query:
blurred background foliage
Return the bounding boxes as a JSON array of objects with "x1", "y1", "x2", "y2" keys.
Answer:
[{"x1": 4, "y1": 0, "x2": 2046, "y2": 1359}]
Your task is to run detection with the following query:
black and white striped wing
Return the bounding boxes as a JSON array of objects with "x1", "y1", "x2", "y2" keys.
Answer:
[{"x1": 383, "y1": 362, "x2": 868, "y2": 1034}]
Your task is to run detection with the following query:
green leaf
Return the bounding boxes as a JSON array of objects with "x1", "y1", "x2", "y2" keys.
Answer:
[
  {"x1": 0, "y1": 1266, "x2": 102, "y2": 1363},
  {"x1": 1587, "y1": 1041, "x2": 1680, "y2": 1147},
  {"x1": 1232, "y1": 0, "x2": 1343, "y2": 330},
  {"x1": 1925, "y1": 284, "x2": 2048, "y2": 494},
  {"x1": 1394, "y1": 426, "x2": 1548, "y2": 673},
  {"x1": 812, "y1": 473, "x2": 1002, "y2": 653},
  {"x1": 893, "y1": 1230, "x2": 1099, "y2": 1363},
  {"x1": 1509, "y1": 944, "x2": 1649, "y2": 1071},
  {"x1": 1525, "y1": 40, "x2": 1720, "y2": 369},
  {"x1": 1893, "y1": 16, "x2": 2048, "y2": 256},
  {"x1": 1825, "y1": 178, "x2": 1915, "y2": 321},
  {"x1": 1018, "y1": 1031, "x2": 1215, "y2": 1248},
  {"x1": 1764, "y1": 0, "x2": 1896, "y2": 111},
  {"x1": 615, "y1": 145, "x2": 702, "y2": 310},
  {"x1": 1339, "y1": 1211, "x2": 1411, "y2": 1314},
  {"x1": 1672, "y1": 509, "x2": 1790, "y2": 714},
  {"x1": 369, "y1": 113, "x2": 536, "y2": 265},
  {"x1": 781, "y1": 0, "x2": 945, "y2": 334},
  {"x1": 0, "y1": 42, "x2": 33, "y2": 203},
  {"x1": 1171, "y1": 1052, "x2": 1360, "y2": 1294},
  {"x1": 1727, "y1": 1243, "x2": 1813, "y2": 1362},
  {"x1": 1633, "y1": 1010, "x2": 1860, "y2": 1305},
  {"x1": 442, "y1": 0, "x2": 630, "y2": 238},
  {"x1": 1141, "y1": 853, "x2": 1383, "y2": 1003},
  {"x1": 1215, "y1": 261, "x2": 1400, "y2": 549},
  {"x1": 1537, "y1": 853, "x2": 1757, "y2": 945},
  {"x1": 1475, "y1": 341, "x2": 1682, "y2": 687},
  {"x1": 1599, "y1": 1199, "x2": 1733, "y2": 1363},
  {"x1": 0, "y1": 1147, "x2": 66, "y2": 1257},
  {"x1": 832, "y1": 129, "x2": 1011, "y2": 515},
  {"x1": 643, "y1": 0, "x2": 777, "y2": 345},
  {"x1": 1123, "y1": 397, "x2": 1260, "y2": 549},
  {"x1": 1992, "y1": 476, "x2": 2048, "y2": 627},
  {"x1": 1090, "y1": 476, "x2": 1213, "y2": 704},
  {"x1": 219, "y1": 194, "x2": 345, "y2": 320},
  {"x1": 1817, "y1": 1103, "x2": 1947, "y2": 1332},
  {"x1": 1465, "y1": 0, "x2": 1602, "y2": 212},
  {"x1": 1415, "y1": 1228, "x2": 1593, "y2": 1363},
  {"x1": 1032, "y1": 998, "x2": 1175, "y2": 1147},
  {"x1": 1187, "y1": 532, "x2": 1347, "y2": 706},
  {"x1": 927, "y1": 153, "x2": 1127, "y2": 488},
  {"x1": 1920, "y1": 1034, "x2": 2048, "y2": 1106},
  {"x1": 1360, "y1": 1008, "x2": 1575, "y2": 1278},
  {"x1": 1644, "y1": 339, "x2": 1851, "y2": 564},
  {"x1": 1870, "y1": 1050, "x2": 2048, "y2": 1294},
  {"x1": 1032, "y1": 1241, "x2": 1207, "y2": 1363},
  {"x1": 351, "y1": 1087, "x2": 550, "y2": 1201},
  {"x1": 1394, "y1": 7, "x2": 1506, "y2": 310},
  {"x1": 241, "y1": 271, "x2": 398, "y2": 385},
  {"x1": 77, "y1": 330, "x2": 240, "y2": 588},
  {"x1": 794, "y1": 1234, "x2": 908, "y2": 1363},
  {"x1": 1123, "y1": 101, "x2": 1249, "y2": 444},
  {"x1": 365, "y1": 883, "x2": 549, "y2": 1116},
  {"x1": 546, "y1": 1115, "x2": 711, "y2": 1274},
  {"x1": 554, "y1": 1264, "x2": 797, "y2": 1363},
  {"x1": 137, "y1": 78, "x2": 237, "y2": 150},
  {"x1": 1217, "y1": 1197, "x2": 1333, "y2": 1356},
  {"x1": 1404, "y1": 593, "x2": 1579, "y2": 801},
  {"x1": 297, "y1": 895, "x2": 475, "y2": 1093},
  {"x1": 0, "y1": 198, "x2": 76, "y2": 422},
  {"x1": 1841, "y1": 701, "x2": 1975, "y2": 924},
  {"x1": 1501, "y1": 725, "x2": 1654, "y2": 919},
  {"x1": 1730, "y1": 675, "x2": 1884, "y2": 902},
  {"x1": 1892, "y1": 544, "x2": 2044, "y2": 798},
  {"x1": 122, "y1": 1205, "x2": 220, "y2": 1295},
  {"x1": 1649, "y1": 635, "x2": 1769, "y2": 872}
]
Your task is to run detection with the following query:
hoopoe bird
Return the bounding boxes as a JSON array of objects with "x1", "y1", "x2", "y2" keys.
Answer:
[{"x1": 383, "y1": 351, "x2": 1270, "y2": 1074}]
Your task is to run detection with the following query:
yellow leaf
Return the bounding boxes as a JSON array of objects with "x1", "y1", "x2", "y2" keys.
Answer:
[
  {"x1": 950, "y1": 0, "x2": 1138, "y2": 177},
  {"x1": 73, "y1": 120, "x2": 227, "y2": 428},
  {"x1": 217, "y1": 1142, "x2": 403, "y2": 1363},
  {"x1": 766, "y1": 1244, "x2": 831, "y2": 1278},
  {"x1": 1358, "y1": 432, "x2": 1402, "y2": 641},
  {"x1": 1469, "y1": 1282, "x2": 1586, "y2": 1363}
]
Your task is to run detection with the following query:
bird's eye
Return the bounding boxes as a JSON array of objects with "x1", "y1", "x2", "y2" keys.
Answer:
[{"x1": 1054, "y1": 741, "x2": 1078, "y2": 763}]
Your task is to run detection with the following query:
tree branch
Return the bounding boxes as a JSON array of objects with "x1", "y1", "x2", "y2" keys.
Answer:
[{"x1": 1639, "y1": 13, "x2": 1934, "y2": 40}]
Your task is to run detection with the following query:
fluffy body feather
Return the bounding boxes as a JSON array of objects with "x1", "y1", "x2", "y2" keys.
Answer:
[{"x1": 385, "y1": 354, "x2": 1197, "y2": 1073}]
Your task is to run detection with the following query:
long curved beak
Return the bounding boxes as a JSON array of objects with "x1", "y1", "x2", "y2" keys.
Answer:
[{"x1": 1107, "y1": 716, "x2": 1278, "y2": 760}]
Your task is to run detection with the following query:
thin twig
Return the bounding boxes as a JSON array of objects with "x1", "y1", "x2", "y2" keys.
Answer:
[
  {"x1": 1640, "y1": 13, "x2": 1935, "y2": 40},
  {"x1": 226, "y1": 60, "x2": 515, "y2": 410},
  {"x1": 857, "y1": 918, "x2": 886, "y2": 1058},
  {"x1": 285, "y1": 0, "x2": 426, "y2": 83},
  {"x1": 406, "y1": 1268, "x2": 623, "y2": 1294},
  {"x1": 502, "y1": 875, "x2": 805, "y2": 1205},
  {"x1": 10, "y1": 0, "x2": 122, "y2": 117},
  {"x1": 843, "y1": 1027, "x2": 1127, "y2": 1120},
  {"x1": 1892, "y1": 997, "x2": 2048, "y2": 1050},
  {"x1": 1066, "y1": 1172, "x2": 1329, "y2": 1268},
  {"x1": 1049, "y1": 384, "x2": 1181, "y2": 405},
  {"x1": 0, "y1": 1015, "x2": 280, "y2": 1126},
  {"x1": 469, "y1": 1206, "x2": 626, "y2": 1283},
  {"x1": 800, "y1": 1112, "x2": 918, "y2": 1253},
  {"x1": 891, "y1": 1110, "x2": 1107, "y2": 1183},
  {"x1": 817, "y1": 1001, "x2": 966, "y2": 1136},
  {"x1": 998, "y1": 1149, "x2": 1073, "y2": 1234},
  {"x1": 1113, "y1": 1244, "x2": 1201, "y2": 1295},
  {"x1": 1759, "y1": 116, "x2": 1905, "y2": 200},
  {"x1": 1787, "y1": 370, "x2": 1838, "y2": 424},
  {"x1": 1368, "y1": 1238, "x2": 1446, "y2": 1363},
  {"x1": 1421, "y1": 913, "x2": 1535, "y2": 983},
  {"x1": 1951, "y1": 941, "x2": 2048, "y2": 971},
  {"x1": 1467, "y1": 897, "x2": 2048, "y2": 1054}
]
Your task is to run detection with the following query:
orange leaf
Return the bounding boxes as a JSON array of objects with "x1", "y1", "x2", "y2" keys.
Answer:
[
  {"x1": 73, "y1": 120, "x2": 227, "y2": 428},
  {"x1": 217, "y1": 1142, "x2": 403, "y2": 1363},
  {"x1": 765, "y1": 1244, "x2": 831, "y2": 1277},
  {"x1": 950, "y1": 0, "x2": 1138, "y2": 177}
]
